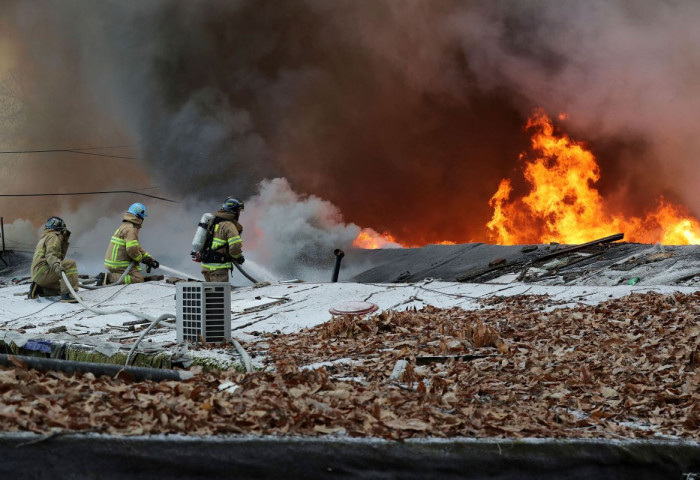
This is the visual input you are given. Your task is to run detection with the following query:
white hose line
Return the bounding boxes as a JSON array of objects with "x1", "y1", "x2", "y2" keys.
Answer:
[
  {"x1": 61, "y1": 271, "x2": 172, "y2": 322},
  {"x1": 232, "y1": 339, "x2": 253, "y2": 373},
  {"x1": 78, "y1": 263, "x2": 136, "y2": 290},
  {"x1": 124, "y1": 313, "x2": 175, "y2": 367}
]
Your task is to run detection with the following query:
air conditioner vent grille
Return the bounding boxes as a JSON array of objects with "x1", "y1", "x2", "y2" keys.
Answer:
[{"x1": 176, "y1": 282, "x2": 231, "y2": 345}]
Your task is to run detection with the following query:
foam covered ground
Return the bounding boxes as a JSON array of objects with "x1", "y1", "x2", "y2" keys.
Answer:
[{"x1": 1, "y1": 277, "x2": 698, "y2": 368}]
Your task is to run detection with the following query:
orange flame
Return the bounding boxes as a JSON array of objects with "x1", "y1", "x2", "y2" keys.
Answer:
[
  {"x1": 487, "y1": 110, "x2": 700, "y2": 245},
  {"x1": 353, "y1": 229, "x2": 401, "y2": 249},
  {"x1": 352, "y1": 230, "x2": 458, "y2": 249}
]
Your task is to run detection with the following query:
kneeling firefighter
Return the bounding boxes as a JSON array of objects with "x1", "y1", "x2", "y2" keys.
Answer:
[
  {"x1": 192, "y1": 197, "x2": 244, "y2": 282},
  {"x1": 29, "y1": 216, "x2": 79, "y2": 303},
  {"x1": 98, "y1": 202, "x2": 159, "y2": 285}
]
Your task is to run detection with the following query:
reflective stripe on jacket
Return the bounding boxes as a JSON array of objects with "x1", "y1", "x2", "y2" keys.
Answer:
[
  {"x1": 201, "y1": 213, "x2": 243, "y2": 271},
  {"x1": 104, "y1": 213, "x2": 151, "y2": 271}
]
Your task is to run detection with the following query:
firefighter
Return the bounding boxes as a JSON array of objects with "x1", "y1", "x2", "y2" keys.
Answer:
[
  {"x1": 96, "y1": 202, "x2": 159, "y2": 285},
  {"x1": 201, "y1": 197, "x2": 244, "y2": 282},
  {"x1": 28, "y1": 216, "x2": 80, "y2": 303}
]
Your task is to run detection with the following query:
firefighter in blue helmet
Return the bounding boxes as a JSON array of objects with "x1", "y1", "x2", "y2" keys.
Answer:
[{"x1": 96, "y1": 203, "x2": 159, "y2": 285}]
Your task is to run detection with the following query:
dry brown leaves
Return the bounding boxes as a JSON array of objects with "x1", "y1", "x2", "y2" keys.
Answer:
[{"x1": 0, "y1": 291, "x2": 698, "y2": 440}]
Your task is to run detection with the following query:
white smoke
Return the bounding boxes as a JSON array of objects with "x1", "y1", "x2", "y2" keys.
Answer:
[
  {"x1": 244, "y1": 177, "x2": 361, "y2": 281},
  {"x1": 1, "y1": 218, "x2": 36, "y2": 251},
  {"x1": 4, "y1": 178, "x2": 367, "y2": 283}
]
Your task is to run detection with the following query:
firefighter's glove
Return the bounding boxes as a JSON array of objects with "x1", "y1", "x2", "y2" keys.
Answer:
[
  {"x1": 53, "y1": 262, "x2": 65, "y2": 274},
  {"x1": 234, "y1": 255, "x2": 245, "y2": 265},
  {"x1": 143, "y1": 257, "x2": 159, "y2": 269}
]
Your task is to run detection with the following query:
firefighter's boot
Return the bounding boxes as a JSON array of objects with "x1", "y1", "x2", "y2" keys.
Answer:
[
  {"x1": 60, "y1": 293, "x2": 78, "y2": 304},
  {"x1": 28, "y1": 282, "x2": 44, "y2": 299}
]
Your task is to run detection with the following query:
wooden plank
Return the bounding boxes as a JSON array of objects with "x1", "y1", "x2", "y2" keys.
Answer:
[{"x1": 531, "y1": 233, "x2": 624, "y2": 265}]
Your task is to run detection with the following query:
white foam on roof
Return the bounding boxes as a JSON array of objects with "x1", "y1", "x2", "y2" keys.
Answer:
[{"x1": 2, "y1": 279, "x2": 697, "y2": 346}]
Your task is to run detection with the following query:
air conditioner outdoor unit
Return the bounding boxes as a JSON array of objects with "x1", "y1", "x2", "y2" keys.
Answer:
[{"x1": 176, "y1": 282, "x2": 231, "y2": 345}]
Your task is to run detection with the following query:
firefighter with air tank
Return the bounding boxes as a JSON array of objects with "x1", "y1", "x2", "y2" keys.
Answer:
[{"x1": 191, "y1": 197, "x2": 245, "y2": 282}]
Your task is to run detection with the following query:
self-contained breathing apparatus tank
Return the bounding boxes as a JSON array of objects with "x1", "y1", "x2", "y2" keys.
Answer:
[{"x1": 191, "y1": 213, "x2": 214, "y2": 262}]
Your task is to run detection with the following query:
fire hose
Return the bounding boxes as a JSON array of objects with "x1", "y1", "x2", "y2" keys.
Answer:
[
  {"x1": 134, "y1": 262, "x2": 260, "y2": 285},
  {"x1": 60, "y1": 271, "x2": 253, "y2": 373},
  {"x1": 233, "y1": 261, "x2": 259, "y2": 284},
  {"x1": 78, "y1": 262, "x2": 135, "y2": 290}
]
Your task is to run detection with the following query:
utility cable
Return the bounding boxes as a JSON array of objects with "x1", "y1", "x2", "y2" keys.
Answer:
[
  {"x1": 0, "y1": 190, "x2": 178, "y2": 203},
  {"x1": 0, "y1": 147, "x2": 136, "y2": 160},
  {"x1": 63, "y1": 145, "x2": 135, "y2": 150}
]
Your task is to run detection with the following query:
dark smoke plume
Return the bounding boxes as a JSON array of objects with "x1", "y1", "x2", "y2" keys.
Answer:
[{"x1": 3, "y1": 0, "x2": 700, "y2": 246}]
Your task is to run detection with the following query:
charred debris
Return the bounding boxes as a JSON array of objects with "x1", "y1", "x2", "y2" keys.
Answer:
[{"x1": 349, "y1": 233, "x2": 700, "y2": 286}]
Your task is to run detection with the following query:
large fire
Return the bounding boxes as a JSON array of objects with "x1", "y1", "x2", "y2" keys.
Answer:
[
  {"x1": 487, "y1": 110, "x2": 700, "y2": 245},
  {"x1": 353, "y1": 109, "x2": 700, "y2": 249}
]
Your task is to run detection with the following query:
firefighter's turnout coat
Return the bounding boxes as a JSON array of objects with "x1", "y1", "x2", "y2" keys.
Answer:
[
  {"x1": 104, "y1": 212, "x2": 153, "y2": 284},
  {"x1": 30, "y1": 228, "x2": 79, "y2": 295},
  {"x1": 200, "y1": 209, "x2": 243, "y2": 281}
]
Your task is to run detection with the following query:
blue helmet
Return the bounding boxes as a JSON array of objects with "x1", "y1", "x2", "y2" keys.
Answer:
[
  {"x1": 221, "y1": 197, "x2": 244, "y2": 215},
  {"x1": 45, "y1": 216, "x2": 66, "y2": 231},
  {"x1": 127, "y1": 202, "x2": 148, "y2": 219}
]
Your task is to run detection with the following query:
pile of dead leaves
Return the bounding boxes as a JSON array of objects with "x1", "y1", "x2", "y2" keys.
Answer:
[{"x1": 0, "y1": 291, "x2": 698, "y2": 439}]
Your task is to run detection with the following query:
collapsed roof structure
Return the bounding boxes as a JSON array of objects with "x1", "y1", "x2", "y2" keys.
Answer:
[{"x1": 348, "y1": 236, "x2": 700, "y2": 286}]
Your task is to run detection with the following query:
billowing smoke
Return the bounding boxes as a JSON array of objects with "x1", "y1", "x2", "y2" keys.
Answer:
[
  {"x1": 1, "y1": 218, "x2": 36, "y2": 252},
  {"x1": 243, "y1": 177, "x2": 362, "y2": 280},
  {"x1": 3, "y1": 179, "x2": 365, "y2": 282},
  {"x1": 2, "y1": 0, "x2": 700, "y2": 249}
]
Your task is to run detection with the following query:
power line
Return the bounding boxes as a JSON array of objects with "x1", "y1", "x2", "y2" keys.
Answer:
[
  {"x1": 0, "y1": 190, "x2": 178, "y2": 203},
  {"x1": 63, "y1": 145, "x2": 135, "y2": 150},
  {"x1": 0, "y1": 148, "x2": 137, "y2": 160},
  {"x1": 67, "y1": 150, "x2": 137, "y2": 160},
  {"x1": 0, "y1": 144, "x2": 135, "y2": 151}
]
